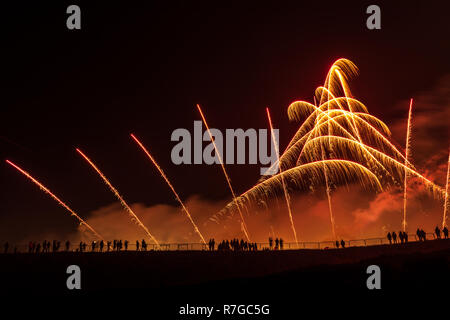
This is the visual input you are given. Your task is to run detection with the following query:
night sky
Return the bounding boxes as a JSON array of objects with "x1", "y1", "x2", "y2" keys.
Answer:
[{"x1": 1, "y1": 1, "x2": 449, "y2": 242}]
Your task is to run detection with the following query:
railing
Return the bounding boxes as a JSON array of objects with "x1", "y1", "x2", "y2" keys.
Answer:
[{"x1": 1, "y1": 232, "x2": 442, "y2": 253}]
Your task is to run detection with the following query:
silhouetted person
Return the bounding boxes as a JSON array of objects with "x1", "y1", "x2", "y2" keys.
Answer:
[
  {"x1": 416, "y1": 228, "x2": 421, "y2": 241},
  {"x1": 28, "y1": 241, "x2": 33, "y2": 253},
  {"x1": 269, "y1": 237, "x2": 273, "y2": 250},
  {"x1": 404, "y1": 232, "x2": 408, "y2": 243},
  {"x1": 136, "y1": 240, "x2": 140, "y2": 251},
  {"x1": 399, "y1": 231, "x2": 404, "y2": 244},
  {"x1": 279, "y1": 238, "x2": 284, "y2": 250},
  {"x1": 435, "y1": 226, "x2": 441, "y2": 239},
  {"x1": 65, "y1": 241, "x2": 70, "y2": 252},
  {"x1": 421, "y1": 229, "x2": 427, "y2": 241},
  {"x1": 124, "y1": 240, "x2": 129, "y2": 251},
  {"x1": 275, "y1": 238, "x2": 279, "y2": 250},
  {"x1": 79, "y1": 241, "x2": 83, "y2": 252},
  {"x1": 208, "y1": 239, "x2": 213, "y2": 251},
  {"x1": 335, "y1": 240, "x2": 340, "y2": 248},
  {"x1": 99, "y1": 240, "x2": 104, "y2": 252},
  {"x1": 141, "y1": 239, "x2": 147, "y2": 251},
  {"x1": 211, "y1": 239, "x2": 215, "y2": 251},
  {"x1": 387, "y1": 232, "x2": 392, "y2": 244},
  {"x1": 392, "y1": 231, "x2": 397, "y2": 244},
  {"x1": 340, "y1": 239, "x2": 345, "y2": 248},
  {"x1": 92, "y1": 241, "x2": 96, "y2": 252},
  {"x1": 443, "y1": 226, "x2": 449, "y2": 239}
]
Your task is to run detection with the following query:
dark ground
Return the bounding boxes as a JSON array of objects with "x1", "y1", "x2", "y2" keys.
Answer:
[{"x1": 0, "y1": 239, "x2": 449, "y2": 316}]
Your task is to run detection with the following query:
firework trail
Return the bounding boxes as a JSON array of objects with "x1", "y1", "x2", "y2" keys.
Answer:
[
  {"x1": 402, "y1": 99, "x2": 413, "y2": 232},
  {"x1": 76, "y1": 148, "x2": 160, "y2": 246},
  {"x1": 318, "y1": 93, "x2": 337, "y2": 241},
  {"x1": 443, "y1": 149, "x2": 450, "y2": 228},
  {"x1": 130, "y1": 134, "x2": 207, "y2": 244},
  {"x1": 322, "y1": 150, "x2": 336, "y2": 240},
  {"x1": 266, "y1": 107, "x2": 298, "y2": 245},
  {"x1": 196, "y1": 104, "x2": 251, "y2": 241},
  {"x1": 6, "y1": 160, "x2": 103, "y2": 240}
]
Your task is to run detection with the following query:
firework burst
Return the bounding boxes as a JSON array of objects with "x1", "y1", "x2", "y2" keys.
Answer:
[{"x1": 215, "y1": 58, "x2": 447, "y2": 237}]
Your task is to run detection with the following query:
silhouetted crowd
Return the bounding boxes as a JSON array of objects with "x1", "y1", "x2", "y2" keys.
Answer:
[
  {"x1": 206, "y1": 237, "x2": 286, "y2": 251},
  {"x1": 27, "y1": 240, "x2": 62, "y2": 253},
  {"x1": 1, "y1": 239, "x2": 152, "y2": 254},
  {"x1": 385, "y1": 226, "x2": 449, "y2": 245},
  {"x1": 211, "y1": 239, "x2": 259, "y2": 251},
  {"x1": 2, "y1": 226, "x2": 449, "y2": 254},
  {"x1": 268, "y1": 237, "x2": 284, "y2": 250},
  {"x1": 386, "y1": 231, "x2": 409, "y2": 244}
]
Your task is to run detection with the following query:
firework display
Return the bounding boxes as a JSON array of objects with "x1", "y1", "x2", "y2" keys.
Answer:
[{"x1": 4, "y1": 59, "x2": 448, "y2": 244}]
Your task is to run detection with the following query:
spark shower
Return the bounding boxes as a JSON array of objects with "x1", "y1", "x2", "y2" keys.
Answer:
[{"x1": 6, "y1": 58, "x2": 450, "y2": 245}]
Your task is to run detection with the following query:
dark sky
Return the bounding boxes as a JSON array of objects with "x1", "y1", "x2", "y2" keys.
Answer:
[{"x1": 1, "y1": 1, "x2": 449, "y2": 240}]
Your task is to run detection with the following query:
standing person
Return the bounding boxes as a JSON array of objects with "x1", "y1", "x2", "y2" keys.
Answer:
[
  {"x1": 340, "y1": 239, "x2": 345, "y2": 248},
  {"x1": 387, "y1": 232, "x2": 392, "y2": 244},
  {"x1": 275, "y1": 238, "x2": 279, "y2": 250},
  {"x1": 416, "y1": 228, "x2": 422, "y2": 241},
  {"x1": 421, "y1": 230, "x2": 427, "y2": 240},
  {"x1": 399, "y1": 232, "x2": 404, "y2": 244},
  {"x1": 269, "y1": 237, "x2": 273, "y2": 250},
  {"x1": 124, "y1": 240, "x2": 129, "y2": 251},
  {"x1": 443, "y1": 226, "x2": 449, "y2": 239},
  {"x1": 335, "y1": 240, "x2": 340, "y2": 248},
  {"x1": 392, "y1": 231, "x2": 397, "y2": 244},
  {"x1": 99, "y1": 240, "x2": 104, "y2": 252},
  {"x1": 136, "y1": 240, "x2": 140, "y2": 251},
  {"x1": 435, "y1": 226, "x2": 441, "y2": 239},
  {"x1": 404, "y1": 232, "x2": 409, "y2": 243},
  {"x1": 279, "y1": 238, "x2": 284, "y2": 250},
  {"x1": 65, "y1": 240, "x2": 70, "y2": 252}
]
